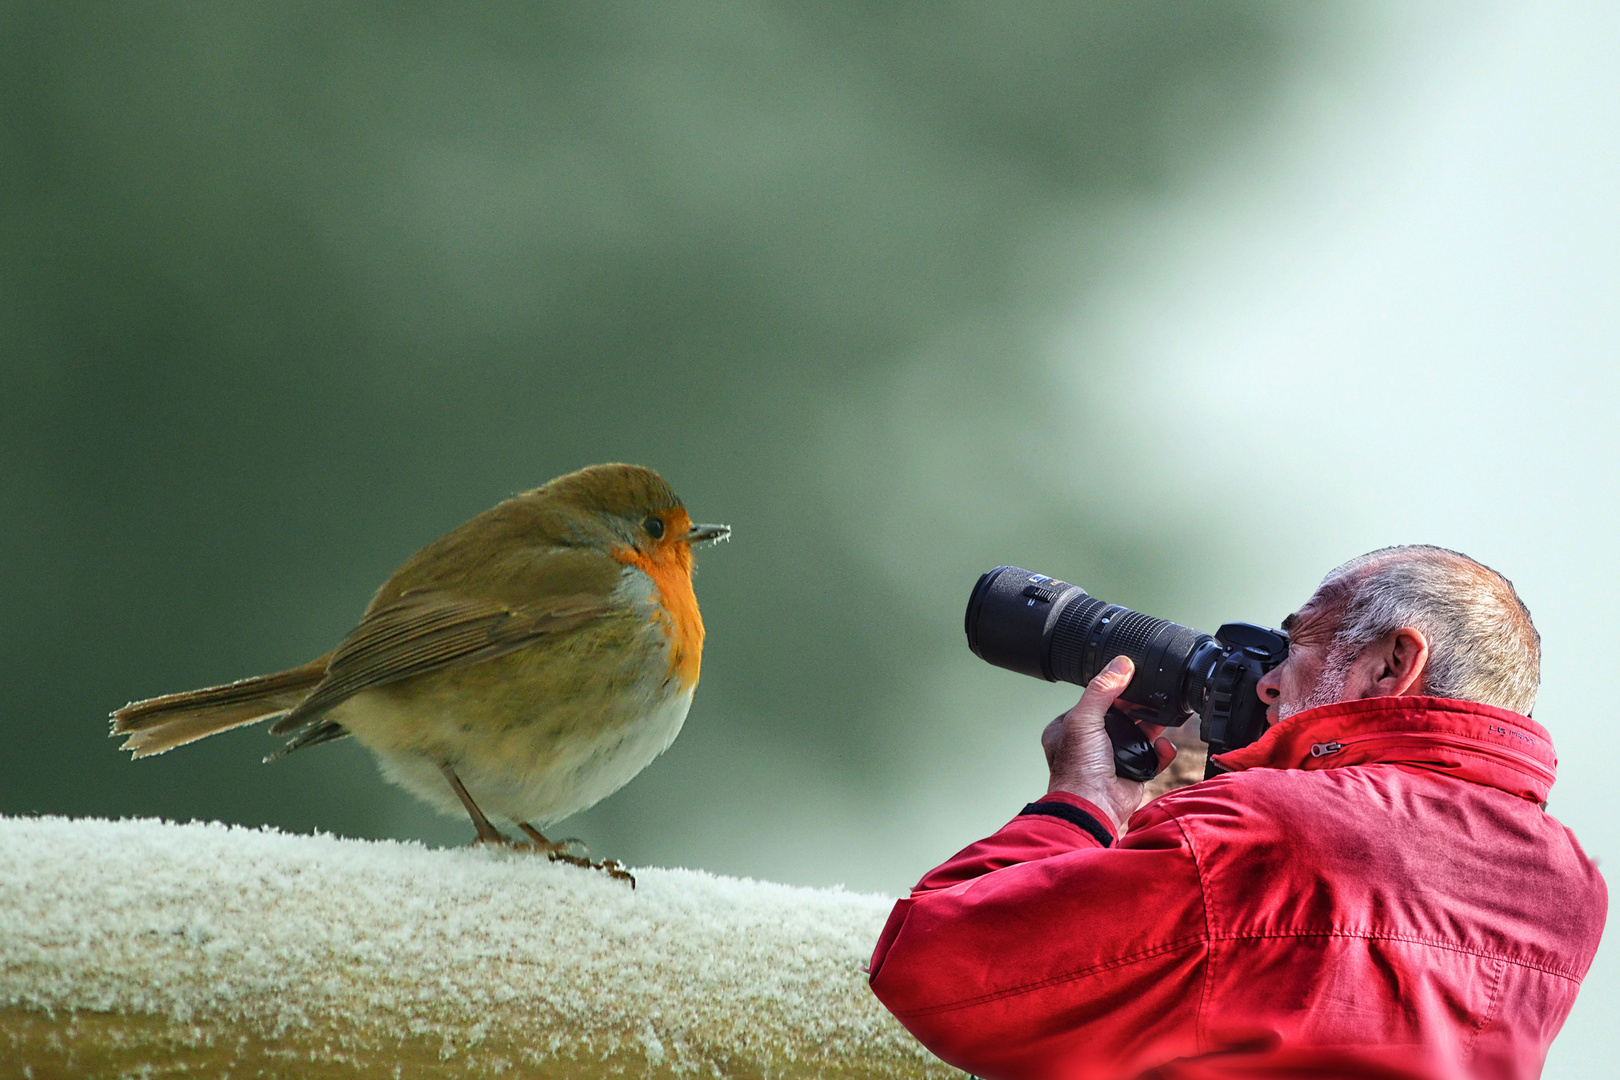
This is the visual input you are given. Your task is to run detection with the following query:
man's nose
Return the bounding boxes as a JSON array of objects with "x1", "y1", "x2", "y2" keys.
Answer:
[{"x1": 1255, "y1": 667, "x2": 1282, "y2": 703}]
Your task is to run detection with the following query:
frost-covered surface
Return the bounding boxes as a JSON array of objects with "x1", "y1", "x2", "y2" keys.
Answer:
[{"x1": 0, "y1": 815, "x2": 946, "y2": 1076}]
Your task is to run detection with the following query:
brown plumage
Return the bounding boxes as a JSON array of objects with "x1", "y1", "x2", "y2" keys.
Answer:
[
  {"x1": 112, "y1": 463, "x2": 729, "y2": 871},
  {"x1": 113, "y1": 656, "x2": 331, "y2": 758}
]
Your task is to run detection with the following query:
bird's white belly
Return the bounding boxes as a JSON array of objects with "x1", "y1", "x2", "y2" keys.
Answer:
[
  {"x1": 491, "y1": 680, "x2": 693, "y2": 825},
  {"x1": 347, "y1": 679, "x2": 694, "y2": 828}
]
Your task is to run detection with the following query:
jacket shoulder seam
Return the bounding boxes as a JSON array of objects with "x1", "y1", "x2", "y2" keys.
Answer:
[
  {"x1": 883, "y1": 935, "x2": 1208, "y2": 1020},
  {"x1": 1208, "y1": 928, "x2": 1590, "y2": 981},
  {"x1": 1463, "y1": 956, "x2": 1507, "y2": 1063},
  {"x1": 1160, "y1": 802, "x2": 1218, "y2": 1056}
]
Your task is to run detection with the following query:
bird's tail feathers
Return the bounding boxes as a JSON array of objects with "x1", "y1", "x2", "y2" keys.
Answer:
[{"x1": 111, "y1": 655, "x2": 331, "y2": 758}]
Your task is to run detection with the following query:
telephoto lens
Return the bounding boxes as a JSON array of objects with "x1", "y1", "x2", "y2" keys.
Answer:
[
  {"x1": 965, "y1": 566, "x2": 1289, "y2": 781},
  {"x1": 964, "y1": 566, "x2": 1222, "y2": 730}
]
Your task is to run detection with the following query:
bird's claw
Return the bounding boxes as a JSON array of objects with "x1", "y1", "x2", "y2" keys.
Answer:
[
  {"x1": 512, "y1": 823, "x2": 633, "y2": 886},
  {"x1": 544, "y1": 849, "x2": 635, "y2": 888},
  {"x1": 597, "y1": 858, "x2": 636, "y2": 888}
]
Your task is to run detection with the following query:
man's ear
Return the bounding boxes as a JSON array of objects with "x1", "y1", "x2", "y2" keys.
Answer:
[{"x1": 1367, "y1": 626, "x2": 1428, "y2": 697}]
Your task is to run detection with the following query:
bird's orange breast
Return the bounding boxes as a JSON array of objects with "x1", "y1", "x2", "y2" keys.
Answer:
[{"x1": 611, "y1": 534, "x2": 704, "y2": 690}]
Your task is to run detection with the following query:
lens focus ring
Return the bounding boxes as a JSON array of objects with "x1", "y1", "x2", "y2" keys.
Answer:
[{"x1": 1048, "y1": 596, "x2": 1106, "y2": 683}]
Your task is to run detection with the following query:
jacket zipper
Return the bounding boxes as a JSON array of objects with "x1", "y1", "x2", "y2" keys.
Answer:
[{"x1": 1304, "y1": 729, "x2": 1555, "y2": 784}]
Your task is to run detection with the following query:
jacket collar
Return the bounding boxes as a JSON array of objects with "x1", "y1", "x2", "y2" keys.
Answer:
[{"x1": 1211, "y1": 695, "x2": 1557, "y2": 804}]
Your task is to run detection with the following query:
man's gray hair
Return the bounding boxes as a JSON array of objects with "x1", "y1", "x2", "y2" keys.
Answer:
[{"x1": 1317, "y1": 545, "x2": 1541, "y2": 715}]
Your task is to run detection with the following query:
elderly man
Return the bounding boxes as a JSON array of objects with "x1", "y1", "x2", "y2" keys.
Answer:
[{"x1": 869, "y1": 546, "x2": 1606, "y2": 1080}]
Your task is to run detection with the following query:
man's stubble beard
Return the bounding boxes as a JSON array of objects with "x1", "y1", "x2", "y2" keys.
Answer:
[{"x1": 1276, "y1": 642, "x2": 1358, "y2": 722}]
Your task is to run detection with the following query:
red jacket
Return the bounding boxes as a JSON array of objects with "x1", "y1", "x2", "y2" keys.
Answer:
[{"x1": 869, "y1": 696, "x2": 1606, "y2": 1080}]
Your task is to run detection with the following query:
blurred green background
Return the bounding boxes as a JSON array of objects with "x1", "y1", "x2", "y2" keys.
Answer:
[{"x1": 3, "y1": 3, "x2": 1614, "y2": 1073}]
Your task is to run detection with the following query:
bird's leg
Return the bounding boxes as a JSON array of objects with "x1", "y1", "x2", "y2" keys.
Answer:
[
  {"x1": 440, "y1": 764, "x2": 514, "y2": 847},
  {"x1": 518, "y1": 822, "x2": 635, "y2": 888}
]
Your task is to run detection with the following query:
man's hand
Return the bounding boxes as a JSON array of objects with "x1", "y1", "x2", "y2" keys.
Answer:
[{"x1": 1041, "y1": 655, "x2": 1177, "y2": 834}]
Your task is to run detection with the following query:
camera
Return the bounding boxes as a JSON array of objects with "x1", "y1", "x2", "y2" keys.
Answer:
[{"x1": 964, "y1": 566, "x2": 1289, "y2": 782}]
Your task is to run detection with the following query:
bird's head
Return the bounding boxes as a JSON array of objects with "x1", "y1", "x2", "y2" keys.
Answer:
[{"x1": 538, "y1": 464, "x2": 731, "y2": 569}]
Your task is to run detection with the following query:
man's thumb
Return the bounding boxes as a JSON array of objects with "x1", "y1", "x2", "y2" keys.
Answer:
[{"x1": 1091, "y1": 654, "x2": 1134, "y2": 689}]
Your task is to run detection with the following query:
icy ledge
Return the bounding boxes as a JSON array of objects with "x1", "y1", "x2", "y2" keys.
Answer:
[{"x1": 0, "y1": 815, "x2": 948, "y2": 1078}]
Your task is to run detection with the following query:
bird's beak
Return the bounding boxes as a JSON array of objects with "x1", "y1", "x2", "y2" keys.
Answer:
[{"x1": 686, "y1": 523, "x2": 731, "y2": 546}]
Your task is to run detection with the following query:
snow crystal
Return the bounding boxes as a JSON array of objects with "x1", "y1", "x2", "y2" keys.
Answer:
[{"x1": 0, "y1": 816, "x2": 946, "y2": 1077}]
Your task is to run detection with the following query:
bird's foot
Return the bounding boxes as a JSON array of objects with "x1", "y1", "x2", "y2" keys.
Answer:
[
  {"x1": 518, "y1": 823, "x2": 635, "y2": 887},
  {"x1": 549, "y1": 850, "x2": 636, "y2": 887},
  {"x1": 515, "y1": 827, "x2": 589, "y2": 860}
]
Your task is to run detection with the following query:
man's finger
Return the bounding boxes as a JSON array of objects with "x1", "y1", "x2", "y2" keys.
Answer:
[
  {"x1": 1153, "y1": 736, "x2": 1177, "y2": 772},
  {"x1": 1089, "y1": 654, "x2": 1134, "y2": 693},
  {"x1": 1066, "y1": 655, "x2": 1135, "y2": 730},
  {"x1": 1041, "y1": 715, "x2": 1064, "y2": 769}
]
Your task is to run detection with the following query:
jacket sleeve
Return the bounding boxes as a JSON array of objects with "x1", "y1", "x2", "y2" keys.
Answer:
[{"x1": 868, "y1": 791, "x2": 1211, "y2": 1080}]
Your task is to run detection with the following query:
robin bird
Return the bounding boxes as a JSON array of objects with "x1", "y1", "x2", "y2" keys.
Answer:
[{"x1": 111, "y1": 463, "x2": 729, "y2": 882}]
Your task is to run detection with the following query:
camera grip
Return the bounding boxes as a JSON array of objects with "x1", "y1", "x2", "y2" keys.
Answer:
[{"x1": 1105, "y1": 707, "x2": 1162, "y2": 782}]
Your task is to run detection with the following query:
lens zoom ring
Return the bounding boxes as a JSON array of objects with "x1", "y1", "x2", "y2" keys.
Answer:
[
  {"x1": 1049, "y1": 596, "x2": 1105, "y2": 683},
  {"x1": 1103, "y1": 609, "x2": 1164, "y2": 662}
]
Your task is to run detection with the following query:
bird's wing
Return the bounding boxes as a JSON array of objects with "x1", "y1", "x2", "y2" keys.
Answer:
[{"x1": 266, "y1": 590, "x2": 611, "y2": 743}]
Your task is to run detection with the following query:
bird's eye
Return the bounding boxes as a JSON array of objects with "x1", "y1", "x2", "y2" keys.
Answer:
[{"x1": 643, "y1": 516, "x2": 665, "y2": 540}]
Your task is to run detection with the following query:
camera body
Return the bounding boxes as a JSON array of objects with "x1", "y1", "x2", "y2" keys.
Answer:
[{"x1": 965, "y1": 566, "x2": 1288, "y2": 781}]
